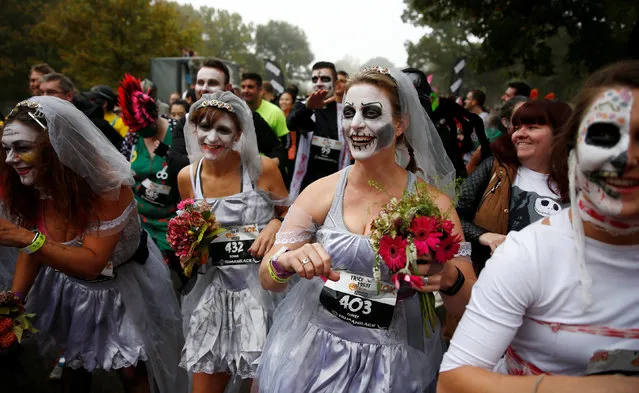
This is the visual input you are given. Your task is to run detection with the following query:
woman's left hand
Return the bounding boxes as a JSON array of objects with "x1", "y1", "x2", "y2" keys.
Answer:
[
  {"x1": 248, "y1": 219, "x2": 281, "y2": 258},
  {"x1": 411, "y1": 259, "x2": 458, "y2": 293},
  {"x1": 0, "y1": 217, "x2": 29, "y2": 248}
]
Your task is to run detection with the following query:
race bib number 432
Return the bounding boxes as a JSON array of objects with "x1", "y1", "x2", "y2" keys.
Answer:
[
  {"x1": 208, "y1": 224, "x2": 259, "y2": 266},
  {"x1": 319, "y1": 272, "x2": 397, "y2": 330}
]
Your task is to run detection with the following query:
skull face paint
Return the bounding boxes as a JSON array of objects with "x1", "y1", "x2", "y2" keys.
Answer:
[
  {"x1": 575, "y1": 87, "x2": 639, "y2": 222},
  {"x1": 1, "y1": 121, "x2": 42, "y2": 186},
  {"x1": 342, "y1": 84, "x2": 396, "y2": 161},
  {"x1": 195, "y1": 67, "x2": 227, "y2": 100},
  {"x1": 196, "y1": 111, "x2": 240, "y2": 161},
  {"x1": 311, "y1": 68, "x2": 335, "y2": 98}
]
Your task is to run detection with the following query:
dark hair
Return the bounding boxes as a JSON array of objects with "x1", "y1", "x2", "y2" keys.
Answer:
[
  {"x1": 241, "y1": 73, "x2": 262, "y2": 88},
  {"x1": 337, "y1": 70, "x2": 349, "y2": 78},
  {"x1": 171, "y1": 99, "x2": 190, "y2": 113},
  {"x1": 30, "y1": 63, "x2": 55, "y2": 75},
  {"x1": 90, "y1": 85, "x2": 117, "y2": 111},
  {"x1": 490, "y1": 95, "x2": 530, "y2": 133},
  {"x1": 185, "y1": 88, "x2": 197, "y2": 103},
  {"x1": 552, "y1": 60, "x2": 639, "y2": 198},
  {"x1": 286, "y1": 84, "x2": 299, "y2": 99},
  {"x1": 469, "y1": 89, "x2": 486, "y2": 107},
  {"x1": 1, "y1": 107, "x2": 99, "y2": 229},
  {"x1": 40, "y1": 73, "x2": 75, "y2": 93},
  {"x1": 201, "y1": 59, "x2": 230, "y2": 86},
  {"x1": 312, "y1": 61, "x2": 337, "y2": 80},
  {"x1": 262, "y1": 81, "x2": 274, "y2": 94},
  {"x1": 508, "y1": 81, "x2": 532, "y2": 98}
]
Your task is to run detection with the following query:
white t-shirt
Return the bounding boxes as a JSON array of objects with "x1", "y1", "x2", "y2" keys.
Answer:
[
  {"x1": 509, "y1": 166, "x2": 563, "y2": 231},
  {"x1": 440, "y1": 209, "x2": 639, "y2": 375}
]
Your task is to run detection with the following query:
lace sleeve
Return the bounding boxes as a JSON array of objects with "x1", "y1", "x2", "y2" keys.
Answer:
[
  {"x1": 274, "y1": 204, "x2": 318, "y2": 245},
  {"x1": 85, "y1": 200, "x2": 138, "y2": 236}
]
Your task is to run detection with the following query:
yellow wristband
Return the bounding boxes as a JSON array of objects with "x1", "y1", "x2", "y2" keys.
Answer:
[
  {"x1": 267, "y1": 259, "x2": 290, "y2": 284},
  {"x1": 20, "y1": 230, "x2": 46, "y2": 255}
]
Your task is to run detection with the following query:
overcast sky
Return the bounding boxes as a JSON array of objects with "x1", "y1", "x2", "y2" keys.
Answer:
[{"x1": 177, "y1": 0, "x2": 430, "y2": 68}]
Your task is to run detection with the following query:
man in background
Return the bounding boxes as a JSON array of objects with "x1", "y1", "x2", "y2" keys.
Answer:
[{"x1": 28, "y1": 63, "x2": 55, "y2": 96}]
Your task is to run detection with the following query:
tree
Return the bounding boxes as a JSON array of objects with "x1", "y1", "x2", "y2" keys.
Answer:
[
  {"x1": 254, "y1": 21, "x2": 314, "y2": 81},
  {"x1": 334, "y1": 55, "x2": 362, "y2": 76},
  {"x1": 402, "y1": 0, "x2": 637, "y2": 75},
  {"x1": 0, "y1": 0, "x2": 63, "y2": 103},
  {"x1": 34, "y1": 0, "x2": 201, "y2": 89},
  {"x1": 362, "y1": 57, "x2": 396, "y2": 69}
]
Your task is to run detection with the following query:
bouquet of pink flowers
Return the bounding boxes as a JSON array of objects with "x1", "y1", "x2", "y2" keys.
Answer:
[
  {"x1": 370, "y1": 181, "x2": 461, "y2": 336},
  {"x1": 167, "y1": 199, "x2": 226, "y2": 277},
  {"x1": 0, "y1": 291, "x2": 37, "y2": 351}
]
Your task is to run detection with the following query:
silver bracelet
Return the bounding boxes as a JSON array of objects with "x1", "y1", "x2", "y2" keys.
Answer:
[{"x1": 532, "y1": 375, "x2": 545, "y2": 393}]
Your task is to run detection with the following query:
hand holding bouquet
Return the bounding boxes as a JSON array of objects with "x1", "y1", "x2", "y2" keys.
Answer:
[
  {"x1": 0, "y1": 291, "x2": 37, "y2": 351},
  {"x1": 167, "y1": 199, "x2": 226, "y2": 277},
  {"x1": 370, "y1": 182, "x2": 461, "y2": 336}
]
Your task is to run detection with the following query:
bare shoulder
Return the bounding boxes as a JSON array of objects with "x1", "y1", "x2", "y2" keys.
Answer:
[
  {"x1": 416, "y1": 178, "x2": 454, "y2": 210},
  {"x1": 96, "y1": 186, "x2": 134, "y2": 220},
  {"x1": 294, "y1": 172, "x2": 341, "y2": 224},
  {"x1": 259, "y1": 156, "x2": 280, "y2": 177},
  {"x1": 177, "y1": 164, "x2": 194, "y2": 199}
]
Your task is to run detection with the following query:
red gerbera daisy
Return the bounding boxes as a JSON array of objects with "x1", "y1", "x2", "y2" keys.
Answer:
[
  {"x1": 434, "y1": 233, "x2": 462, "y2": 263},
  {"x1": 410, "y1": 216, "x2": 442, "y2": 256},
  {"x1": 378, "y1": 236, "x2": 408, "y2": 271}
]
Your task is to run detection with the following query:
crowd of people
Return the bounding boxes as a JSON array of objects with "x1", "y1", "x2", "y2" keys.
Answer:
[{"x1": 0, "y1": 55, "x2": 637, "y2": 393}]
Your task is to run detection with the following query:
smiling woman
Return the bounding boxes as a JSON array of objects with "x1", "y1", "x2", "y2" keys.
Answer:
[{"x1": 438, "y1": 60, "x2": 639, "y2": 393}]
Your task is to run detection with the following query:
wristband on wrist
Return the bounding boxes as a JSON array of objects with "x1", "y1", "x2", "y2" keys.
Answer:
[
  {"x1": 268, "y1": 247, "x2": 293, "y2": 283},
  {"x1": 440, "y1": 266, "x2": 465, "y2": 296},
  {"x1": 20, "y1": 230, "x2": 46, "y2": 255}
]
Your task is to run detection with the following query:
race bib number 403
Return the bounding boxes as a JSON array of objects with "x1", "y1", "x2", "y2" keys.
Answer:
[
  {"x1": 208, "y1": 224, "x2": 259, "y2": 266},
  {"x1": 319, "y1": 272, "x2": 397, "y2": 329}
]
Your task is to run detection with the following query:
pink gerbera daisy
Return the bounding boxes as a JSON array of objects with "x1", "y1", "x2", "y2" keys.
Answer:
[
  {"x1": 410, "y1": 216, "x2": 442, "y2": 256},
  {"x1": 378, "y1": 236, "x2": 408, "y2": 271}
]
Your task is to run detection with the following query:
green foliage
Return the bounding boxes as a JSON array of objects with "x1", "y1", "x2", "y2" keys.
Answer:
[
  {"x1": 33, "y1": 0, "x2": 201, "y2": 89},
  {"x1": 255, "y1": 21, "x2": 314, "y2": 81},
  {"x1": 403, "y1": 0, "x2": 636, "y2": 75}
]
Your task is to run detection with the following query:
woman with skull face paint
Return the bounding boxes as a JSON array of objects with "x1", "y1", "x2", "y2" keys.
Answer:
[
  {"x1": 176, "y1": 91, "x2": 289, "y2": 393},
  {"x1": 255, "y1": 67, "x2": 475, "y2": 393},
  {"x1": 456, "y1": 99, "x2": 572, "y2": 275},
  {"x1": 439, "y1": 61, "x2": 639, "y2": 393},
  {"x1": 0, "y1": 97, "x2": 185, "y2": 393}
]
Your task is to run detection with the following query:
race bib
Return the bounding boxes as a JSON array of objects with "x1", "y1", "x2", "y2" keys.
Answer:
[
  {"x1": 310, "y1": 136, "x2": 342, "y2": 164},
  {"x1": 137, "y1": 178, "x2": 172, "y2": 206},
  {"x1": 319, "y1": 272, "x2": 397, "y2": 329},
  {"x1": 208, "y1": 224, "x2": 260, "y2": 266}
]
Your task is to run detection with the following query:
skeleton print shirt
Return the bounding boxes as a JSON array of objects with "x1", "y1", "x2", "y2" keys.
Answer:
[{"x1": 509, "y1": 166, "x2": 564, "y2": 231}]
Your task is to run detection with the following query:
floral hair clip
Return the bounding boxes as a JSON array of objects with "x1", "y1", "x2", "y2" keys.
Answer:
[
  {"x1": 9, "y1": 100, "x2": 47, "y2": 130},
  {"x1": 363, "y1": 66, "x2": 391, "y2": 75},
  {"x1": 198, "y1": 99, "x2": 234, "y2": 113}
]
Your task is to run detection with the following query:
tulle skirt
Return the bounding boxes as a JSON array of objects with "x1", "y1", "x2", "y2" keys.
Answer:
[
  {"x1": 26, "y1": 239, "x2": 186, "y2": 393},
  {"x1": 0, "y1": 246, "x2": 17, "y2": 290},
  {"x1": 255, "y1": 278, "x2": 442, "y2": 393},
  {"x1": 180, "y1": 263, "x2": 283, "y2": 378}
]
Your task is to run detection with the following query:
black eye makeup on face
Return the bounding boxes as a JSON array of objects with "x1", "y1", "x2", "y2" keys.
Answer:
[
  {"x1": 198, "y1": 121, "x2": 212, "y2": 131},
  {"x1": 320, "y1": 76, "x2": 331, "y2": 83},
  {"x1": 343, "y1": 104, "x2": 355, "y2": 119},
  {"x1": 362, "y1": 104, "x2": 383, "y2": 119}
]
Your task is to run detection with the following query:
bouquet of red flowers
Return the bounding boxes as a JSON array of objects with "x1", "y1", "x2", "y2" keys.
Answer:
[
  {"x1": 167, "y1": 199, "x2": 226, "y2": 277},
  {"x1": 370, "y1": 182, "x2": 461, "y2": 336},
  {"x1": 0, "y1": 291, "x2": 37, "y2": 351}
]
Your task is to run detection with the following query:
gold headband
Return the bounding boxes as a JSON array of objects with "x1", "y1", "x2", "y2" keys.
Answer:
[
  {"x1": 363, "y1": 66, "x2": 391, "y2": 75},
  {"x1": 9, "y1": 100, "x2": 47, "y2": 130},
  {"x1": 197, "y1": 99, "x2": 234, "y2": 113}
]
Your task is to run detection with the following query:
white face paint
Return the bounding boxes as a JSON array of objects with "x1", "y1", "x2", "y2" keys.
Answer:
[
  {"x1": 195, "y1": 67, "x2": 227, "y2": 99},
  {"x1": 311, "y1": 68, "x2": 334, "y2": 98},
  {"x1": 575, "y1": 88, "x2": 635, "y2": 218},
  {"x1": 196, "y1": 111, "x2": 240, "y2": 161},
  {"x1": 342, "y1": 84, "x2": 396, "y2": 161},
  {"x1": 1, "y1": 121, "x2": 42, "y2": 186}
]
